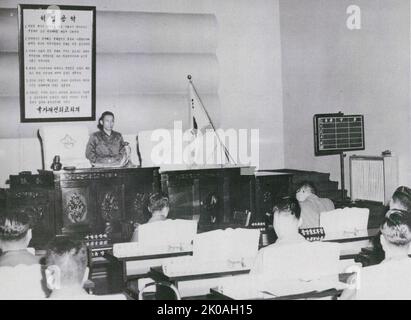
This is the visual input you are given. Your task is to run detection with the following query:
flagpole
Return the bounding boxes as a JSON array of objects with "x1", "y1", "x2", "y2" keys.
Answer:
[{"x1": 187, "y1": 75, "x2": 237, "y2": 165}]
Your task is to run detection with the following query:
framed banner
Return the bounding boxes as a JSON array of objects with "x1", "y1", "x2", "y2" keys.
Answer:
[{"x1": 18, "y1": 4, "x2": 96, "y2": 122}]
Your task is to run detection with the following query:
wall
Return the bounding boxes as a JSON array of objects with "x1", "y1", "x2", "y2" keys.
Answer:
[
  {"x1": 0, "y1": 0, "x2": 284, "y2": 187},
  {"x1": 280, "y1": 0, "x2": 411, "y2": 190}
]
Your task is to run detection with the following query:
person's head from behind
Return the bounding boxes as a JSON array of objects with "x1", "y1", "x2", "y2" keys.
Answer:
[
  {"x1": 45, "y1": 237, "x2": 89, "y2": 292},
  {"x1": 0, "y1": 211, "x2": 32, "y2": 252},
  {"x1": 97, "y1": 111, "x2": 115, "y2": 132},
  {"x1": 148, "y1": 193, "x2": 170, "y2": 218},
  {"x1": 390, "y1": 186, "x2": 411, "y2": 212},
  {"x1": 295, "y1": 181, "x2": 317, "y2": 202},
  {"x1": 380, "y1": 209, "x2": 411, "y2": 258},
  {"x1": 273, "y1": 197, "x2": 302, "y2": 239}
]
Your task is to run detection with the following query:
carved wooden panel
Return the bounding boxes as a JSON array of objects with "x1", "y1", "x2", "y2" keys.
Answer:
[
  {"x1": 61, "y1": 186, "x2": 92, "y2": 234},
  {"x1": 131, "y1": 192, "x2": 150, "y2": 223},
  {"x1": 124, "y1": 183, "x2": 153, "y2": 224},
  {"x1": 22, "y1": 167, "x2": 160, "y2": 241},
  {"x1": 25, "y1": 203, "x2": 55, "y2": 248},
  {"x1": 95, "y1": 183, "x2": 125, "y2": 235}
]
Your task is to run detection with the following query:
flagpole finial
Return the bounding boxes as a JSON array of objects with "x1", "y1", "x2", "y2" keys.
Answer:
[{"x1": 187, "y1": 75, "x2": 192, "y2": 80}]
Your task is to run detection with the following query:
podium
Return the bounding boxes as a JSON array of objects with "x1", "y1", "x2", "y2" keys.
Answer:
[
  {"x1": 48, "y1": 167, "x2": 160, "y2": 240},
  {"x1": 6, "y1": 167, "x2": 160, "y2": 245}
]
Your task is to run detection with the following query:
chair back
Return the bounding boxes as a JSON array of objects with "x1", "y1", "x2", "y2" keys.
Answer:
[
  {"x1": 320, "y1": 207, "x2": 369, "y2": 234},
  {"x1": 138, "y1": 219, "x2": 198, "y2": 247},
  {"x1": 254, "y1": 241, "x2": 341, "y2": 281},
  {"x1": 138, "y1": 281, "x2": 181, "y2": 300},
  {"x1": 38, "y1": 125, "x2": 91, "y2": 169},
  {"x1": 193, "y1": 228, "x2": 260, "y2": 262}
]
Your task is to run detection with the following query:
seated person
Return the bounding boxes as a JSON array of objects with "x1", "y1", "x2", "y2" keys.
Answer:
[
  {"x1": 389, "y1": 186, "x2": 411, "y2": 212},
  {"x1": 45, "y1": 236, "x2": 126, "y2": 300},
  {"x1": 0, "y1": 210, "x2": 39, "y2": 267},
  {"x1": 0, "y1": 210, "x2": 46, "y2": 299},
  {"x1": 295, "y1": 181, "x2": 335, "y2": 229},
  {"x1": 341, "y1": 209, "x2": 411, "y2": 300},
  {"x1": 130, "y1": 193, "x2": 170, "y2": 242},
  {"x1": 371, "y1": 186, "x2": 411, "y2": 264},
  {"x1": 251, "y1": 197, "x2": 306, "y2": 274},
  {"x1": 86, "y1": 111, "x2": 131, "y2": 168}
]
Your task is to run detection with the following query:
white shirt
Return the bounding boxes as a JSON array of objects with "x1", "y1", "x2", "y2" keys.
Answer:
[
  {"x1": 251, "y1": 234, "x2": 307, "y2": 275},
  {"x1": 0, "y1": 264, "x2": 47, "y2": 299},
  {"x1": 355, "y1": 258, "x2": 411, "y2": 300},
  {"x1": 299, "y1": 194, "x2": 335, "y2": 229}
]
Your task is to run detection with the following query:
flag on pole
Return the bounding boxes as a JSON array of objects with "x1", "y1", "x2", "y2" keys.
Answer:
[
  {"x1": 187, "y1": 75, "x2": 236, "y2": 166},
  {"x1": 189, "y1": 79, "x2": 213, "y2": 136}
]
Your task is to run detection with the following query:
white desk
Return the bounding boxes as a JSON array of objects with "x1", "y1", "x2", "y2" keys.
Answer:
[
  {"x1": 149, "y1": 261, "x2": 252, "y2": 298},
  {"x1": 106, "y1": 244, "x2": 193, "y2": 288},
  {"x1": 210, "y1": 273, "x2": 352, "y2": 300},
  {"x1": 323, "y1": 228, "x2": 379, "y2": 258}
]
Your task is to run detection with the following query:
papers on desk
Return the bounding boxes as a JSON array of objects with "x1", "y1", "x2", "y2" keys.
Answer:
[
  {"x1": 320, "y1": 207, "x2": 369, "y2": 235},
  {"x1": 192, "y1": 228, "x2": 260, "y2": 262},
  {"x1": 161, "y1": 256, "x2": 253, "y2": 277},
  {"x1": 217, "y1": 274, "x2": 348, "y2": 300},
  {"x1": 112, "y1": 242, "x2": 192, "y2": 258}
]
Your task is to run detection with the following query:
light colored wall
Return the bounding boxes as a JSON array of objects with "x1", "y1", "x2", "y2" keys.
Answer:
[
  {"x1": 0, "y1": 0, "x2": 284, "y2": 186},
  {"x1": 280, "y1": 0, "x2": 411, "y2": 190}
]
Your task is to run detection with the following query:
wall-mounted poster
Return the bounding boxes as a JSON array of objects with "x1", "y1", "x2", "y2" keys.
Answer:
[{"x1": 18, "y1": 4, "x2": 96, "y2": 122}]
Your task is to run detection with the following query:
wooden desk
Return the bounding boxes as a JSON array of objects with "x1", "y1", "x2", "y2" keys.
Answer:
[
  {"x1": 161, "y1": 166, "x2": 255, "y2": 229},
  {"x1": 41, "y1": 167, "x2": 160, "y2": 240},
  {"x1": 5, "y1": 168, "x2": 160, "y2": 244},
  {"x1": 210, "y1": 273, "x2": 352, "y2": 300},
  {"x1": 149, "y1": 265, "x2": 251, "y2": 299}
]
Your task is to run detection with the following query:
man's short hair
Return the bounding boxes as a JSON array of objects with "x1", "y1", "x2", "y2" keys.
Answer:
[
  {"x1": 46, "y1": 237, "x2": 88, "y2": 285},
  {"x1": 381, "y1": 209, "x2": 411, "y2": 247},
  {"x1": 273, "y1": 197, "x2": 301, "y2": 219},
  {"x1": 148, "y1": 193, "x2": 169, "y2": 213},
  {"x1": 296, "y1": 181, "x2": 317, "y2": 195},
  {"x1": 392, "y1": 186, "x2": 411, "y2": 212},
  {"x1": 0, "y1": 211, "x2": 31, "y2": 242}
]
